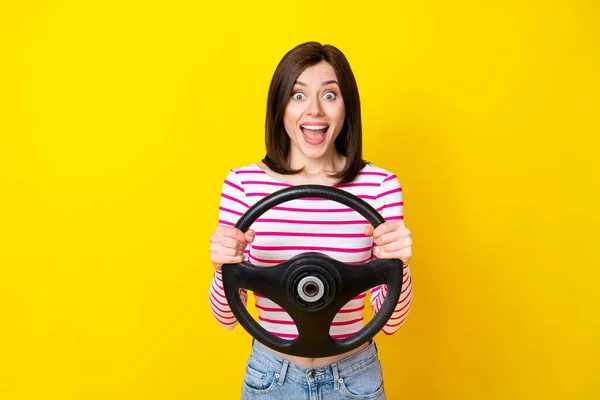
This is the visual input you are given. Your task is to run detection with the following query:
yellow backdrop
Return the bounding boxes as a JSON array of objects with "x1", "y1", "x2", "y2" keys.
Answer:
[{"x1": 1, "y1": 1, "x2": 598, "y2": 399}]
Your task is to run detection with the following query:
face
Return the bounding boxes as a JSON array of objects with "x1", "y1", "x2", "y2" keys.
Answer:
[{"x1": 283, "y1": 61, "x2": 345, "y2": 164}]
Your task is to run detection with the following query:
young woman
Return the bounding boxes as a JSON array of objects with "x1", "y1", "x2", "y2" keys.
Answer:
[{"x1": 209, "y1": 42, "x2": 413, "y2": 399}]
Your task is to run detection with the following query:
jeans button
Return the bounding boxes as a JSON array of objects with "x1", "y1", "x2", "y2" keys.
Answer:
[{"x1": 308, "y1": 369, "x2": 316, "y2": 378}]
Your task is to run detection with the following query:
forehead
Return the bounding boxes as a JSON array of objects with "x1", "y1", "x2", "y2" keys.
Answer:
[{"x1": 296, "y1": 61, "x2": 338, "y2": 84}]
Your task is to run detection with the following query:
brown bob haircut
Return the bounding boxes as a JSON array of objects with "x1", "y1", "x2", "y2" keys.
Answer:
[{"x1": 262, "y1": 42, "x2": 367, "y2": 185}]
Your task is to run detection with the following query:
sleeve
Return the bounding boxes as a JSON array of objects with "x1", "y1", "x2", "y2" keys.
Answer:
[
  {"x1": 369, "y1": 173, "x2": 413, "y2": 335},
  {"x1": 208, "y1": 169, "x2": 251, "y2": 330}
]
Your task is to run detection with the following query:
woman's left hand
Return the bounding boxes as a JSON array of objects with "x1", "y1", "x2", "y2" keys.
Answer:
[{"x1": 364, "y1": 220, "x2": 412, "y2": 266}]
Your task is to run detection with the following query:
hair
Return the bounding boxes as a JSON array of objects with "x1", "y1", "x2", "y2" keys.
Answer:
[{"x1": 262, "y1": 42, "x2": 367, "y2": 185}]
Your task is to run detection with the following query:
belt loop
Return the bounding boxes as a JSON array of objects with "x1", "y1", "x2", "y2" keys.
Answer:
[
  {"x1": 332, "y1": 363, "x2": 341, "y2": 391},
  {"x1": 277, "y1": 360, "x2": 289, "y2": 386}
]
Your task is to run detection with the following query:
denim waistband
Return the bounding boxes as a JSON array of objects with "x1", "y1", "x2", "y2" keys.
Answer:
[{"x1": 249, "y1": 339, "x2": 380, "y2": 384}]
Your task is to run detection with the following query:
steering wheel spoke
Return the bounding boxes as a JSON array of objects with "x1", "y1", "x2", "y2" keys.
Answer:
[
  {"x1": 330, "y1": 259, "x2": 390, "y2": 300},
  {"x1": 223, "y1": 261, "x2": 290, "y2": 306}
]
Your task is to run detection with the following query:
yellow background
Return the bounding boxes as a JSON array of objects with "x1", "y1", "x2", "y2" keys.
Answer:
[{"x1": 1, "y1": 1, "x2": 599, "y2": 399}]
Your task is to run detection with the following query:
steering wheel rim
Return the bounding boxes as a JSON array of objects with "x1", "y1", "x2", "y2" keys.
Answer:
[{"x1": 221, "y1": 185, "x2": 403, "y2": 357}]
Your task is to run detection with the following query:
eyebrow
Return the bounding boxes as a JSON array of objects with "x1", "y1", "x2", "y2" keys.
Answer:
[{"x1": 295, "y1": 80, "x2": 340, "y2": 87}]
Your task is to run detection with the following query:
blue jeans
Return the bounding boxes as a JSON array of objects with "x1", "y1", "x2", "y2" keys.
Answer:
[{"x1": 240, "y1": 339, "x2": 386, "y2": 399}]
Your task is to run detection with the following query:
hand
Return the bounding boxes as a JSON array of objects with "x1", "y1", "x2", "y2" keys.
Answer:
[
  {"x1": 364, "y1": 220, "x2": 412, "y2": 265},
  {"x1": 209, "y1": 226, "x2": 255, "y2": 270}
]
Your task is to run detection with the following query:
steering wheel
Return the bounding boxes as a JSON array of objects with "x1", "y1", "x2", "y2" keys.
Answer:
[{"x1": 221, "y1": 185, "x2": 403, "y2": 358}]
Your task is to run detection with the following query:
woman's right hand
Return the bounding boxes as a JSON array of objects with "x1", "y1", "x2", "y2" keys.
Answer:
[{"x1": 209, "y1": 226, "x2": 255, "y2": 270}]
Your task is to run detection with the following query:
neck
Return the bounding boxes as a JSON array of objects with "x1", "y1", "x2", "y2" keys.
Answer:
[{"x1": 289, "y1": 150, "x2": 346, "y2": 175}]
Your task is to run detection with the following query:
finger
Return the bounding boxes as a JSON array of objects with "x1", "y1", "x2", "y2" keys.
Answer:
[
  {"x1": 373, "y1": 229, "x2": 403, "y2": 246},
  {"x1": 210, "y1": 234, "x2": 246, "y2": 251},
  {"x1": 364, "y1": 225, "x2": 374, "y2": 236},
  {"x1": 217, "y1": 226, "x2": 247, "y2": 244},
  {"x1": 373, "y1": 220, "x2": 405, "y2": 239},
  {"x1": 211, "y1": 254, "x2": 244, "y2": 269},
  {"x1": 215, "y1": 225, "x2": 231, "y2": 236},
  {"x1": 375, "y1": 230, "x2": 412, "y2": 247},
  {"x1": 377, "y1": 248, "x2": 412, "y2": 264},
  {"x1": 221, "y1": 236, "x2": 249, "y2": 251},
  {"x1": 245, "y1": 229, "x2": 256, "y2": 243},
  {"x1": 210, "y1": 243, "x2": 243, "y2": 258},
  {"x1": 377, "y1": 239, "x2": 411, "y2": 254}
]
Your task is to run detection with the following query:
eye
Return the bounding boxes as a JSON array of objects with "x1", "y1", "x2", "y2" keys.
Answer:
[
  {"x1": 323, "y1": 92, "x2": 337, "y2": 100},
  {"x1": 292, "y1": 92, "x2": 306, "y2": 101}
]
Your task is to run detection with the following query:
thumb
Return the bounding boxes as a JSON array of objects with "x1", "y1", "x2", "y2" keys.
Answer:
[
  {"x1": 245, "y1": 229, "x2": 256, "y2": 243},
  {"x1": 364, "y1": 225, "x2": 374, "y2": 236}
]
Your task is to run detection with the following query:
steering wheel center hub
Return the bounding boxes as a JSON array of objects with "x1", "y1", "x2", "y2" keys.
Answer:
[{"x1": 284, "y1": 256, "x2": 338, "y2": 312}]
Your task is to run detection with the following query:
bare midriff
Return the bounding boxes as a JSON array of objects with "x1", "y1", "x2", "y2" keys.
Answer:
[{"x1": 258, "y1": 341, "x2": 370, "y2": 368}]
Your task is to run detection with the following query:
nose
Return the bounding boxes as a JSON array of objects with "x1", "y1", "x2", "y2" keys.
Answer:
[{"x1": 306, "y1": 96, "x2": 324, "y2": 117}]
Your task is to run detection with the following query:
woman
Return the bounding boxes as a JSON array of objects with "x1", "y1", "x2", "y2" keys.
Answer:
[{"x1": 209, "y1": 42, "x2": 413, "y2": 399}]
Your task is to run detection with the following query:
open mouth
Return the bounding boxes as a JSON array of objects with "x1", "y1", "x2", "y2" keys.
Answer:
[{"x1": 300, "y1": 124, "x2": 329, "y2": 145}]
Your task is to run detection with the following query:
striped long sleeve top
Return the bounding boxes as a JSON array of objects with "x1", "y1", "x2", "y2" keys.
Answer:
[{"x1": 208, "y1": 163, "x2": 413, "y2": 339}]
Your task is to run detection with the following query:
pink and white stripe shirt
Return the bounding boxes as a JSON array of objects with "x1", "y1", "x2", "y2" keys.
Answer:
[{"x1": 209, "y1": 163, "x2": 412, "y2": 339}]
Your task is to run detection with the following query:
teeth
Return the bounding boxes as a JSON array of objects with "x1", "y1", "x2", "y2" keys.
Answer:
[{"x1": 302, "y1": 125, "x2": 328, "y2": 130}]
